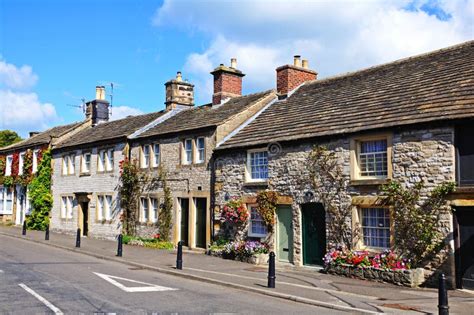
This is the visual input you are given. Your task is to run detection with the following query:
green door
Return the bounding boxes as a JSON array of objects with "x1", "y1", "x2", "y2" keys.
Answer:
[
  {"x1": 180, "y1": 198, "x2": 189, "y2": 246},
  {"x1": 276, "y1": 205, "x2": 293, "y2": 263},
  {"x1": 302, "y1": 203, "x2": 326, "y2": 266},
  {"x1": 195, "y1": 198, "x2": 207, "y2": 248}
]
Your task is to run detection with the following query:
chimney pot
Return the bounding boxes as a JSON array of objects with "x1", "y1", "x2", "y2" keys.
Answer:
[
  {"x1": 176, "y1": 71, "x2": 182, "y2": 82},
  {"x1": 230, "y1": 58, "x2": 237, "y2": 69},
  {"x1": 302, "y1": 59, "x2": 309, "y2": 69},
  {"x1": 95, "y1": 86, "x2": 106, "y2": 100},
  {"x1": 293, "y1": 55, "x2": 301, "y2": 67}
]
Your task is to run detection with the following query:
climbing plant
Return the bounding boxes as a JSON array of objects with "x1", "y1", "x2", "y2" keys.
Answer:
[
  {"x1": 149, "y1": 166, "x2": 173, "y2": 242},
  {"x1": 118, "y1": 158, "x2": 146, "y2": 236},
  {"x1": 381, "y1": 180, "x2": 455, "y2": 266},
  {"x1": 306, "y1": 145, "x2": 354, "y2": 249},
  {"x1": 26, "y1": 149, "x2": 52, "y2": 230},
  {"x1": 256, "y1": 190, "x2": 278, "y2": 232},
  {"x1": 18, "y1": 149, "x2": 33, "y2": 186}
]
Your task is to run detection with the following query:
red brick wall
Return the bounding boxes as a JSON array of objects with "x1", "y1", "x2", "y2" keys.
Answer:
[
  {"x1": 213, "y1": 72, "x2": 242, "y2": 104},
  {"x1": 276, "y1": 66, "x2": 317, "y2": 95}
]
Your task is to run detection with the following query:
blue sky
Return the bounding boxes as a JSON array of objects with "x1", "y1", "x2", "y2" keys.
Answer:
[{"x1": 0, "y1": 0, "x2": 472, "y2": 137}]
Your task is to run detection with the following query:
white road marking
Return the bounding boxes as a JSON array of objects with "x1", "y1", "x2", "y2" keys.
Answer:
[
  {"x1": 0, "y1": 269, "x2": 4, "y2": 273},
  {"x1": 93, "y1": 272, "x2": 178, "y2": 293},
  {"x1": 18, "y1": 283, "x2": 63, "y2": 314}
]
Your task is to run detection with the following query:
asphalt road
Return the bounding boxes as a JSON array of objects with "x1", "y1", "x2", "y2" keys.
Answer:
[{"x1": 0, "y1": 235, "x2": 344, "y2": 314}]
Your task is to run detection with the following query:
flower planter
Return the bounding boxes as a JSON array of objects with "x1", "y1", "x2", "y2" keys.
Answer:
[
  {"x1": 207, "y1": 250, "x2": 268, "y2": 266},
  {"x1": 324, "y1": 264, "x2": 425, "y2": 287}
]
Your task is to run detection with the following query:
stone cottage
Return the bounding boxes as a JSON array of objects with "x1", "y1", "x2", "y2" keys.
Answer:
[
  {"x1": 0, "y1": 122, "x2": 86, "y2": 225},
  {"x1": 212, "y1": 41, "x2": 474, "y2": 289},
  {"x1": 128, "y1": 60, "x2": 276, "y2": 249}
]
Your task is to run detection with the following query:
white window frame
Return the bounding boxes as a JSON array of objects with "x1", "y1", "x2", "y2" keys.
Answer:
[
  {"x1": 98, "y1": 150, "x2": 105, "y2": 172},
  {"x1": 32, "y1": 150, "x2": 39, "y2": 173},
  {"x1": 140, "y1": 197, "x2": 149, "y2": 223},
  {"x1": 61, "y1": 196, "x2": 67, "y2": 219},
  {"x1": 152, "y1": 144, "x2": 160, "y2": 167},
  {"x1": 196, "y1": 137, "x2": 205, "y2": 164},
  {"x1": 359, "y1": 207, "x2": 391, "y2": 250},
  {"x1": 141, "y1": 145, "x2": 150, "y2": 168},
  {"x1": 97, "y1": 194, "x2": 112, "y2": 221},
  {"x1": 68, "y1": 154, "x2": 75, "y2": 175},
  {"x1": 19, "y1": 152, "x2": 25, "y2": 175},
  {"x1": 62, "y1": 155, "x2": 68, "y2": 175},
  {"x1": 61, "y1": 196, "x2": 73, "y2": 219},
  {"x1": 81, "y1": 152, "x2": 91, "y2": 174},
  {"x1": 246, "y1": 149, "x2": 269, "y2": 182},
  {"x1": 150, "y1": 197, "x2": 158, "y2": 223},
  {"x1": 5, "y1": 155, "x2": 12, "y2": 176},
  {"x1": 350, "y1": 134, "x2": 392, "y2": 181},
  {"x1": 106, "y1": 149, "x2": 114, "y2": 171},
  {"x1": 248, "y1": 204, "x2": 267, "y2": 237},
  {"x1": 0, "y1": 187, "x2": 4, "y2": 214},
  {"x1": 183, "y1": 139, "x2": 193, "y2": 165}
]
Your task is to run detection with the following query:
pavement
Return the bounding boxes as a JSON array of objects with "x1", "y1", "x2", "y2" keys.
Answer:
[{"x1": 1, "y1": 225, "x2": 473, "y2": 314}]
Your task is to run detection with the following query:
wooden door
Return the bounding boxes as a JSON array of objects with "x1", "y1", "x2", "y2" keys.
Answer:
[
  {"x1": 302, "y1": 203, "x2": 326, "y2": 266},
  {"x1": 180, "y1": 198, "x2": 189, "y2": 246},
  {"x1": 455, "y1": 207, "x2": 474, "y2": 289},
  {"x1": 276, "y1": 205, "x2": 293, "y2": 263},
  {"x1": 195, "y1": 198, "x2": 207, "y2": 248}
]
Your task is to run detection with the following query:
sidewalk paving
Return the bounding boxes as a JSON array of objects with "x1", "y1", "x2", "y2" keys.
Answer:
[{"x1": 1, "y1": 225, "x2": 472, "y2": 314}]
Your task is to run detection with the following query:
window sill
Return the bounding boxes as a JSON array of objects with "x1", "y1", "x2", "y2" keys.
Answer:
[
  {"x1": 243, "y1": 181, "x2": 269, "y2": 187},
  {"x1": 96, "y1": 219, "x2": 112, "y2": 224},
  {"x1": 97, "y1": 170, "x2": 114, "y2": 174},
  {"x1": 350, "y1": 179, "x2": 390, "y2": 186},
  {"x1": 79, "y1": 173, "x2": 91, "y2": 177}
]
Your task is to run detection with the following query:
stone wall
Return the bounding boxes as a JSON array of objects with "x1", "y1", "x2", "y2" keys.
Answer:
[
  {"x1": 51, "y1": 143, "x2": 125, "y2": 240},
  {"x1": 213, "y1": 125, "x2": 456, "y2": 282}
]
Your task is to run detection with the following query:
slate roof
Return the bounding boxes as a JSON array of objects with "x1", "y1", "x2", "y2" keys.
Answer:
[
  {"x1": 135, "y1": 90, "x2": 274, "y2": 139},
  {"x1": 0, "y1": 122, "x2": 83, "y2": 153},
  {"x1": 55, "y1": 112, "x2": 166, "y2": 150},
  {"x1": 218, "y1": 41, "x2": 474, "y2": 150}
]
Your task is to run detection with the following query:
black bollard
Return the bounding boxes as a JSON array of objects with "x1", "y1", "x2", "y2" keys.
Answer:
[
  {"x1": 22, "y1": 220, "x2": 27, "y2": 236},
  {"x1": 438, "y1": 273, "x2": 449, "y2": 315},
  {"x1": 268, "y1": 251, "x2": 276, "y2": 288},
  {"x1": 45, "y1": 225, "x2": 49, "y2": 240},
  {"x1": 116, "y1": 234, "x2": 123, "y2": 257},
  {"x1": 176, "y1": 241, "x2": 183, "y2": 270},
  {"x1": 75, "y1": 228, "x2": 81, "y2": 248}
]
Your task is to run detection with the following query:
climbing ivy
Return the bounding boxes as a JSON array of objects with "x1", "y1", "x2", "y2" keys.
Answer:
[
  {"x1": 149, "y1": 167, "x2": 173, "y2": 242},
  {"x1": 26, "y1": 149, "x2": 52, "y2": 230}
]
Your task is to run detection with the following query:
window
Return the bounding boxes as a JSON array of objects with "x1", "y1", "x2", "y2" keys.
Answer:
[
  {"x1": 97, "y1": 195, "x2": 112, "y2": 221},
  {"x1": 247, "y1": 150, "x2": 268, "y2": 181},
  {"x1": 5, "y1": 155, "x2": 12, "y2": 176},
  {"x1": 196, "y1": 137, "x2": 205, "y2": 163},
  {"x1": 61, "y1": 196, "x2": 73, "y2": 219},
  {"x1": 361, "y1": 207, "x2": 390, "y2": 249},
  {"x1": 62, "y1": 154, "x2": 75, "y2": 175},
  {"x1": 248, "y1": 205, "x2": 267, "y2": 237},
  {"x1": 359, "y1": 140, "x2": 387, "y2": 177},
  {"x1": 152, "y1": 144, "x2": 160, "y2": 167},
  {"x1": 98, "y1": 149, "x2": 113, "y2": 172},
  {"x1": 140, "y1": 197, "x2": 149, "y2": 223},
  {"x1": 68, "y1": 154, "x2": 75, "y2": 175},
  {"x1": 81, "y1": 153, "x2": 91, "y2": 174},
  {"x1": 32, "y1": 150, "x2": 39, "y2": 173},
  {"x1": 183, "y1": 139, "x2": 193, "y2": 165},
  {"x1": 456, "y1": 124, "x2": 474, "y2": 186},
  {"x1": 19, "y1": 152, "x2": 25, "y2": 175},
  {"x1": 106, "y1": 149, "x2": 114, "y2": 171},
  {"x1": 142, "y1": 145, "x2": 150, "y2": 168},
  {"x1": 0, "y1": 187, "x2": 3, "y2": 214},
  {"x1": 150, "y1": 198, "x2": 158, "y2": 223}
]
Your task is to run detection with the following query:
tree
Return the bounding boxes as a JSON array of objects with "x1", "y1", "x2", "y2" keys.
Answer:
[{"x1": 0, "y1": 130, "x2": 22, "y2": 148}]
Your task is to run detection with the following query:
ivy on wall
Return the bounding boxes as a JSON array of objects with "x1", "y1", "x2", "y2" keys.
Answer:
[
  {"x1": 256, "y1": 190, "x2": 278, "y2": 232},
  {"x1": 150, "y1": 167, "x2": 173, "y2": 242},
  {"x1": 26, "y1": 149, "x2": 52, "y2": 230},
  {"x1": 0, "y1": 148, "x2": 43, "y2": 187}
]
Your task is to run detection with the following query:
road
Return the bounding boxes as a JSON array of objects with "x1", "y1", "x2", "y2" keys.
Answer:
[{"x1": 0, "y1": 235, "x2": 344, "y2": 314}]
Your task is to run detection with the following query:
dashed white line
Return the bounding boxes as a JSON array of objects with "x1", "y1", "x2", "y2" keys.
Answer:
[{"x1": 18, "y1": 283, "x2": 63, "y2": 314}]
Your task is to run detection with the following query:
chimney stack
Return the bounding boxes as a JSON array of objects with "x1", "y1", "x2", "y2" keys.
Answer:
[
  {"x1": 164, "y1": 71, "x2": 194, "y2": 110},
  {"x1": 29, "y1": 131, "x2": 39, "y2": 138},
  {"x1": 276, "y1": 55, "x2": 317, "y2": 98},
  {"x1": 211, "y1": 58, "x2": 245, "y2": 105},
  {"x1": 86, "y1": 86, "x2": 110, "y2": 125}
]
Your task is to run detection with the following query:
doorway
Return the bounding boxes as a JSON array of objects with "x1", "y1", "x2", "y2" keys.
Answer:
[
  {"x1": 454, "y1": 207, "x2": 474, "y2": 289},
  {"x1": 276, "y1": 205, "x2": 293, "y2": 263},
  {"x1": 180, "y1": 198, "x2": 189, "y2": 246},
  {"x1": 80, "y1": 202, "x2": 89, "y2": 236},
  {"x1": 302, "y1": 203, "x2": 326, "y2": 266},
  {"x1": 195, "y1": 198, "x2": 207, "y2": 248}
]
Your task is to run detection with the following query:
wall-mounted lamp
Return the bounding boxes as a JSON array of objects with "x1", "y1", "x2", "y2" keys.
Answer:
[
  {"x1": 304, "y1": 191, "x2": 314, "y2": 199},
  {"x1": 224, "y1": 192, "x2": 231, "y2": 201}
]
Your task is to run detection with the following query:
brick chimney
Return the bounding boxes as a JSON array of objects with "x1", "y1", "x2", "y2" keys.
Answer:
[
  {"x1": 276, "y1": 55, "x2": 317, "y2": 98},
  {"x1": 164, "y1": 71, "x2": 194, "y2": 110},
  {"x1": 85, "y1": 86, "x2": 110, "y2": 125},
  {"x1": 211, "y1": 58, "x2": 245, "y2": 105}
]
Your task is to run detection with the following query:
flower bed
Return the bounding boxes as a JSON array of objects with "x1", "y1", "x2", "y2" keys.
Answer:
[
  {"x1": 324, "y1": 249, "x2": 425, "y2": 287},
  {"x1": 122, "y1": 234, "x2": 174, "y2": 250},
  {"x1": 208, "y1": 240, "x2": 269, "y2": 265}
]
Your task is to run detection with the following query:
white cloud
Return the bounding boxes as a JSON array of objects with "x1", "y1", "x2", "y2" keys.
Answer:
[
  {"x1": 110, "y1": 105, "x2": 144, "y2": 120},
  {"x1": 154, "y1": 0, "x2": 473, "y2": 103},
  {"x1": 0, "y1": 90, "x2": 57, "y2": 135},
  {"x1": 0, "y1": 59, "x2": 59, "y2": 137},
  {"x1": 0, "y1": 59, "x2": 38, "y2": 90}
]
